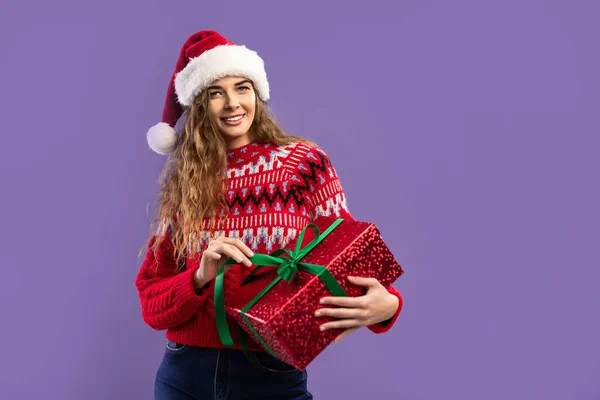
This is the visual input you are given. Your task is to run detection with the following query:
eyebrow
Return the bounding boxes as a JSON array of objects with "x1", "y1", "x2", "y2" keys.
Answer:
[{"x1": 207, "y1": 79, "x2": 252, "y2": 90}]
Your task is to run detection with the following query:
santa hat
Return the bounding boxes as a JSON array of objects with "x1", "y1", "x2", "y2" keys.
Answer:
[{"x1": 146, "y1": 30, "x2": 270, "y2": 155}]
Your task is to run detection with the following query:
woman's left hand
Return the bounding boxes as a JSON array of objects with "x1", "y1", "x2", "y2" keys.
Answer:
[{"x1": 315, "y1": 276, "x2": 399, "y2": 343}]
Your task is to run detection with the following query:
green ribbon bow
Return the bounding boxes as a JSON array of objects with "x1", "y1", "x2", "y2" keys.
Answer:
[{"x1": 214, "y1": 217, "x2": 348, "y2": 358}]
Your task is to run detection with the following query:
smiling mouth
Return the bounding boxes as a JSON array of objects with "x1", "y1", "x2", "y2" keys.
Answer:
[
  {"x1": 222, "y1": 114, "x2": 244, "y2": 122},
  {"x1": 221, "y1": 114, "x2": 245, "y2": 126}
]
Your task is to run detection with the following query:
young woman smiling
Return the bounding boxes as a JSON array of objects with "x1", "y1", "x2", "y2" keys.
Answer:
[{"x1": 136, "y1": 30, "x2": 404, "y2": 400}]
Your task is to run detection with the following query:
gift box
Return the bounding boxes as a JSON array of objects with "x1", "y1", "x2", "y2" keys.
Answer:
[{"x1": 214, "y1": 217, "x2": 403, "y2": 370}]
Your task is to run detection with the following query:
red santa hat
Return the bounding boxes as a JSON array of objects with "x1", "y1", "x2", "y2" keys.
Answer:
[{"x1": 146, "y1": 30, "x2": 270, "y2": 155}]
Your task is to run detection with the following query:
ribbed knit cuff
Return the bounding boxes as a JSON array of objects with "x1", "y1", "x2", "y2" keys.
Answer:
[{"x1": 170, "y1": 267, "x2": 208, "y2": 316}]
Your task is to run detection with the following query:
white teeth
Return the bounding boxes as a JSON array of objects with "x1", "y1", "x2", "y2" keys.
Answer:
[{"x1": 224, "y1": 115, "x2": 243, "y2": 122}]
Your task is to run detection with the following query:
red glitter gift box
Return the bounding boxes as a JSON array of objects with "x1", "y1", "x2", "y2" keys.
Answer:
[{"x1": 218, "y1": 216, "x2": 403, "y2": 370}]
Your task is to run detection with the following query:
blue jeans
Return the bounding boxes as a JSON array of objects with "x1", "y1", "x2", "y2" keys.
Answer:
[{"x1": 155, "y1": 341, "x2": 313, "y2": 399}]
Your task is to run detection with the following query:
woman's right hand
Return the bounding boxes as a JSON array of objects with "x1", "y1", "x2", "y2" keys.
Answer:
[{"x1": 194, "y1": 236, "x2": 254, "y2": 290}]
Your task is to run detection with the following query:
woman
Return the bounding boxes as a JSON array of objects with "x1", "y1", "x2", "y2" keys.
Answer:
[{"x1": 136, "y1": 30, "x2": 404, "y2": 400}]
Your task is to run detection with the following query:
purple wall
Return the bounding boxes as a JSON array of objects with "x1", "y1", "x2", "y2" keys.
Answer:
[{"x1": 2, "y1": 0, "x2": 599, "y2": 399}]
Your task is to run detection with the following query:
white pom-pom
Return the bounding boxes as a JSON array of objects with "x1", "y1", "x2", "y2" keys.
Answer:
[{"x1": 146, "y1": 122, "x2": 178, "y2": 155}]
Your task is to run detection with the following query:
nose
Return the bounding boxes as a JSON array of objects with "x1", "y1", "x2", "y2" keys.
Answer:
[{"x1": 225, "y1": 93, "x2": 240, "y2": 109}]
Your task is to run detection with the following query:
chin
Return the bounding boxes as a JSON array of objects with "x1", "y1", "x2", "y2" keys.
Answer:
[{"x1": 220, "y1": 123, "x2": 253, "y2": 139}]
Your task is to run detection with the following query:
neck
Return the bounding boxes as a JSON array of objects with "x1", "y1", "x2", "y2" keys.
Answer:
[{"x1": 225, "y1": 133, "x2": 252, "y2": 150}]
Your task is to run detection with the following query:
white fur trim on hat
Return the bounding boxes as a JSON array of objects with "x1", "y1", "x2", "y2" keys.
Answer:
[
  {"x1": 146, "y1": 122, "x2": 178, "y2": 155},
  {"x1": 174, "y1": 44, "x2": 270, "y2": 106}
]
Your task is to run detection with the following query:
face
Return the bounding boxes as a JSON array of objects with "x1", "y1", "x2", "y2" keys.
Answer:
[{"x1": 206, "y1": 76, "x2": 256, "y2": 148}]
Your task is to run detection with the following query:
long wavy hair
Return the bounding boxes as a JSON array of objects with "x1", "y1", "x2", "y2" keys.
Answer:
[{"x1": 143, "y1": 84, "x2": 312, "y2": 270}]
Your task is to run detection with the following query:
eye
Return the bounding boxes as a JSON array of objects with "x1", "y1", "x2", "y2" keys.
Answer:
[
  {"x1": 209, "y1": 91, "x2": 222, "y2": 98},
  {"x1": 237, "y1": 86, "x2": 251, "y2": 93}
]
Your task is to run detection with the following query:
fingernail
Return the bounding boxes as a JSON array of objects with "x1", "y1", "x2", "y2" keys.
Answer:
[
  {"x1": 249, "y1": 251, "x2": 254, "y2": 257},
  {"x1": 315, "y1": 311, "x2": 321, "y2": 317},
  {"x1": 320, "y1": 326, "x2": 326, "y2": 331},
  {"x1": 320, "y1": 299, "x2": 325, "y2": 304}
]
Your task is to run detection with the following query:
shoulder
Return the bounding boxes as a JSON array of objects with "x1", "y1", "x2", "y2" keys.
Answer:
[{"x1": 277, "y1": 140, "x2": 332, "y2": 173}]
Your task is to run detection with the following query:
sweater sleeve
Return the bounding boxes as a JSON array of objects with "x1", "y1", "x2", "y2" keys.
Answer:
[
  {"x1": 134, "y1": 226, "x2": 210, "y2": 331},
  {"x1": 288, "y1": 143, "x2": 403, "y2": 334}
]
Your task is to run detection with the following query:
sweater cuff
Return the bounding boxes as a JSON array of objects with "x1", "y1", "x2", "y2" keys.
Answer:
[
  {"x1": 171, "y1": 267, "x2": 208, "y2": 315},
  {"x1": 368, "y1": 285, "x2": 403, "y2": 334}
]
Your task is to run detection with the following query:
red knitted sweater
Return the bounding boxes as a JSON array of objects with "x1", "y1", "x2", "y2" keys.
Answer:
[{"x1": 135, "y1": 141, "x2": 403, "y2": 351}]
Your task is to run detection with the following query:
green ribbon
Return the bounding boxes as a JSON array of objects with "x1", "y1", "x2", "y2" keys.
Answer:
[{"x1": 214, "y1": 218, "x2": 348, "y2": 358}]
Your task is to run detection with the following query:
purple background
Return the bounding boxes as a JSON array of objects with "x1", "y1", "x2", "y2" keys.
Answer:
[{"x1": 1, "y1": 0, "x2": 598, "y2": 399}]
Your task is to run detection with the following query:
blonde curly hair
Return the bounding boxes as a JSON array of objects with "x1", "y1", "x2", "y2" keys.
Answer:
[{"x1": 144, "y1": 84, "x2": 311, "y2": 270}]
